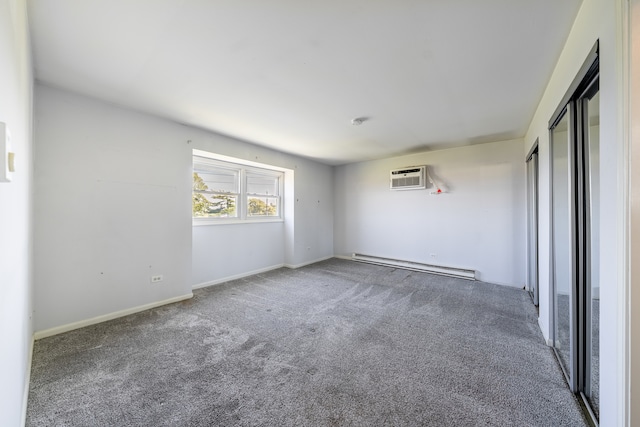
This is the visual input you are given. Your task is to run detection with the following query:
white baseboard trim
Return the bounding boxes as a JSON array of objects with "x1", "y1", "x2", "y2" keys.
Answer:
[
  {"x1": 21, "y1": 334, "x2": 34, "y2": 427},
  {"x1": 284, "y1": 255, "x2": 334, "y2": 269},
  {"x1": 538, "y1": 316, "x2": 553, "y2": 346},
  {"x1": 193, "y1": 256, "x2": 336, "y2": 290},
  {"x1": 333, "y1": 255, "x2": 352, "y2": 261},
  {"x1": 34, "y1": 293, "x2": 193, "y2": 340},
  {"x1": 192, "y1": 264, "x2": 285, "y2": 290}
]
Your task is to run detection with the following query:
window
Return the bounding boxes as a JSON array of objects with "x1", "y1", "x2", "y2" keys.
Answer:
[
  {"x1": 193, "y1": 155, "x2": 283, "y2": 223},
  {"x1": 246, "y1": 172, "x2": 280, "y2": 217}
]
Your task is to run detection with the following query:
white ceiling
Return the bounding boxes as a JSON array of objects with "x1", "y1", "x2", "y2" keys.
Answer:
[{"x1": 27, "y1": 0, "x2": 582, "y2": 165}]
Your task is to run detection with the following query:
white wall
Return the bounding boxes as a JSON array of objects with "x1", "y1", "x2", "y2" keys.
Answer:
[
  {"x1": 0, "y1": 0, "x2": 33, "y2": 424},
  {"x1": 523, "y1": 0, "x2": 625, "y2": 423},
  {"x1": 334, "y1": 139, "x2": 525, "y2": 286},
  {"x1": 34, "y1": 84, "x2": 334, "y2": 333},
  {"x1": 192, "y1": 222, "x2": 286, "y2": 286},
  {"x1": 630, "y1": 1, "x2": 640, "y2": 423},
  {"x1": 34, "y1": 85, "x2": 193, "y2": 333}
]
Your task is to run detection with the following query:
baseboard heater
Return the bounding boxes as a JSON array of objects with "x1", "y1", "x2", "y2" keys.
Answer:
[{"x1": 351, "y1": 253, "x2": 476, "y2": 281}]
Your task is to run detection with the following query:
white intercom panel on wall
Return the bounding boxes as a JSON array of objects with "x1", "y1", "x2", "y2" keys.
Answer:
[{"x1": 0, "y1": 122, "x2": 13, "y2": 182}]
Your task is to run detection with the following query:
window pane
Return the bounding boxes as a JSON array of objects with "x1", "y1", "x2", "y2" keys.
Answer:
[
  {"x1": 586, "y1": 90, "x2": 600, "y2": 418},
  {"x1": 193, "y1": 193, "x2": 237, "y2": 218},
  {"x1": 246, "y1": 173, "x2": 278, "y2": 195},
  {"x1": 194, "y1": 163, "x2": 239, "y2": 194},
  {"x1": 247, "y1": 197, "x2": 279, "y2": 217},
  {"x1": 551, "y1": 110, "x2": 573, "y2": 380}
]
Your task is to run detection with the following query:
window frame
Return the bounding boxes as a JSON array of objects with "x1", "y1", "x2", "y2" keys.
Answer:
[
  {"x1": 192, "y1": 154, "x2": 284, "y2": 225},
  {"x1": 245, "y1": 169, "x2": 282, "y2": 219}
]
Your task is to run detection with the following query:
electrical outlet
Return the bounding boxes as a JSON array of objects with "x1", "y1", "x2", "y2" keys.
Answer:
[
  {"x1": 430, "y1": 253, "x2": 437, "y2": 259},
  {"x1": 151, "y1": 275, "x2": 163, "y2": 283}
]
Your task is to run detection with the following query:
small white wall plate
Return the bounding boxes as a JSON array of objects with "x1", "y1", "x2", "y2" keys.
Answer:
[{"x1": 0, "y1": 122, "x2": 12, "y2": 182}]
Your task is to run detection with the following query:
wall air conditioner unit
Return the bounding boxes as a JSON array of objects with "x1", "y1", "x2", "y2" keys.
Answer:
[{"x1": 390, "y1": 166, "x2": 426, "y2": 190}]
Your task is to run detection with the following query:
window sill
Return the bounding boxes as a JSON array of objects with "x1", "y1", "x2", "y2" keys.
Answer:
[{"x1": 192, "y1": 218, "x2": 284, "y2": 226}]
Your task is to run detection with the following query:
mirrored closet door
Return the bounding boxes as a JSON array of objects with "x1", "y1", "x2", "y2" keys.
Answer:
[{"x1": 550, "y1": 42, "x2": 599, "y2": 424}]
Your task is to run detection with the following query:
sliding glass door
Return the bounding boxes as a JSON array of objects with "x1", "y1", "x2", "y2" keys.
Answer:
[
  {"x1": 526, "y1": 145, "x2": 539, "y2": 306},
  {"x1": 550, "y1": 43, "x2": 599, "y2": 423},
  {"x1": 551, "y1": 108, "x2": 575, "y2": 383},
  {"x1": 582, "y1": 87, "x2": 600, "y2": 419}
]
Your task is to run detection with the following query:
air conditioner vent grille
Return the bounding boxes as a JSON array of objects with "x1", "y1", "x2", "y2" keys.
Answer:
[
  {"x1": 392, "y1": 176, "x2": 420, "y2": 188},
  {"x1": 390, "y1": 166, "x2": 426, "y2": 190}
]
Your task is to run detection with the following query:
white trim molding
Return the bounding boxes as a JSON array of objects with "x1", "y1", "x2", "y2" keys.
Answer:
[
  {"x1": 193, "y1": 257, "x2": 336, "y2": 290},
  {"x1": 192, "y1": 264, "x2": 285, "y2": 290},
  {"x1": 625, "y1": 0, "x2": 637, "y2": 424},
  {"x1": 538, "y1": 317, "x2": 552, "y2": 346},
  {"x1": 284, "y1": 255, "x2": 334, "y2": 270},
  {"x1": 21, "y1": 335, "x2": 34, "y2": 426},
  {"x1": 34, "y1": 294, "x2": 194, "y2": 340}
]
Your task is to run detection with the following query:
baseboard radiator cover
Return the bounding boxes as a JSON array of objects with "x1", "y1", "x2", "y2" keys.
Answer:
[{"x1": 351, "y1": 253, "x2": 476, "y2": 281}]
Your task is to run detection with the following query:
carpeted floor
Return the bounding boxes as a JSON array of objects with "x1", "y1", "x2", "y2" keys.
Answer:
[{"x1": 26, "y1": 258, "x2": 588, "y2": 426}]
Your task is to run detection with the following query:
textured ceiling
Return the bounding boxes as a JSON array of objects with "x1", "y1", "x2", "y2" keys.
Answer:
[{"x1": 28, "y1": 0, "x2": 582, "y2": 165}]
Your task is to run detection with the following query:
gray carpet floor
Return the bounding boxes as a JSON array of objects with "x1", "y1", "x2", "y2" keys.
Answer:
[{"x1": 26, "y1": 258, "x2": 588, "y2": 426}]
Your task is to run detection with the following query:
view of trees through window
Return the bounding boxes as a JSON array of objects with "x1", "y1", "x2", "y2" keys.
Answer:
[
  {"x1": 192, "y1": 172, "x2": 237, "y2": 218},
  {"x1": 192, "y1": 155, "x2": 282, "y2": 220},
  {"x1": 248, "y1": 197, "x2": 277, "y2": 216}
]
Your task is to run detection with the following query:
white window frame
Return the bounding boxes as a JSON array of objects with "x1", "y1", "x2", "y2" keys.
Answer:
[{"x1": 192, "y1": 151, "x2": 284, "y2": 225}]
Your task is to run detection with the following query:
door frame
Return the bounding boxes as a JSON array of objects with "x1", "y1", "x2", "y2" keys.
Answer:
[{"x1": 526, "y1": 141, "x2": 540, "y2": 307}]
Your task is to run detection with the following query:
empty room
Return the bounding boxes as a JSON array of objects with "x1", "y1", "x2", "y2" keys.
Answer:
[{"x1": 2, "y1": 0, "x2": 640, "y2": 426}]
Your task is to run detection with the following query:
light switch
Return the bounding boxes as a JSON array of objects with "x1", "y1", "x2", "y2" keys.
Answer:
[
  {"x1": 0, "y1": 122, "x2": 12, "y2": 182},
  {"x1": 8, "y1": 152, "x2": 15, "y2": 172}
]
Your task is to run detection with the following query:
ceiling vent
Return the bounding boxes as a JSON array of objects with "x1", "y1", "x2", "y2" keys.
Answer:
[{"x1": 390, "y1": 166, "x2": 426, "y2": 190}]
